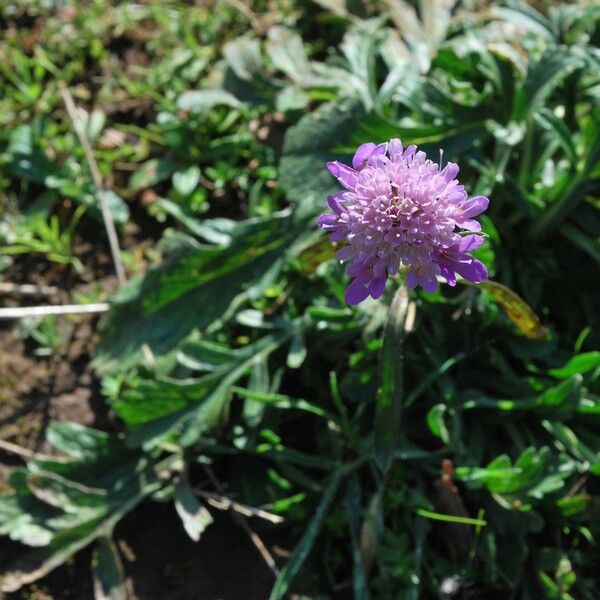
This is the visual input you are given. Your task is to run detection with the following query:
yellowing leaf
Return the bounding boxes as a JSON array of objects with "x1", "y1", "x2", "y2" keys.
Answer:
[
  {"x1": 295, "y1": 237, "x2": 337, "y2": 277},
  {"x1": 482, "y1": 281, "x2": 549, "y2": 340}
]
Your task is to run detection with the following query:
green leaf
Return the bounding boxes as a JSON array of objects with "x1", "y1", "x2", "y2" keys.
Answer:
[
  {"x1": 45, "y1": 422, "x2": 111, "y2": 461},
  {"x1": 549, "y1": 352, "x2": 600, "y2": 379},
  {"x1": 286, "y1": 331, "x2": 307, "y2": 369},
  {"x1": 124, "y1": 331, "x2": 293, "y2": 448},
  {"x1": 232, "y1": 387, "x2": 338, "y2": 421},
  {"x1": 269, "y1": 470, "x2": 342, "y2": 600},
  {"x1": 97, "y1": 191, "x2": 130, "y2": 225},
  {"x1": 345, "y1": 477, "x2": 370, "y2": 600},
  {"x1": 172, "y1": 165, "x2": 201, "y2": 197},
  {"x1": 26, "y1": 472, "x2": 107, "y2": 514},
  {"x1": 535, "y1": 109, "x2": 578, "y2": 165},
  {"x1": 415, "y1": 509, "x2": 487, "y2": 527},
  {"x1": 266, "y1": 27, "x2": 312, "y2": 84},
  {"x1": 156, "y1": 200, "x2": 235, "y2": 244},
  {"x1": 374, "y1": 285, "x2": 409, "y2": 472},
  {"x1": 0, "y1": 493, "x2": 55, "y2": 547},
  {"x1": 455, "y1": 447, "x2": 574, "y2": 502},
  {"x1": 279, "y1": 98, "x2": 365, "y2": 214},
  {"x1": 92, "y1": 537, "x2": 126, "y2": 600},
  {"x1": 513, "y1": 47, "x2": 584, "y2": 121},
  {"x1": 177, "y1": 89, "x2": 241, "y2": 112},
  {"x1": 462, "y1": 377, "x2": 582, "y2": 417},
  {"x1": 0, "y1": 428, "x2": 164, "y2": 592},
  {"x1": 129, "y1": 159, "x2": 180, "y2": 192},
  {"x1": 223, "y1": 35, "x2": 262, "y2": 81},
  {"x1": 174, "y1": 483, "x2": 213, "y2": 542},
  {"x1": 426, "y1": 404, "x2": 449, "y2": 443},
  {"x1": 0, "y1": 516, "x2": 106, "y2": 593},
  {"x1": 493, "y1": 4, "x2": 553, "y2": 40},
  {"x1": 94, "y1": 213, "x2": 307, "y2": 373},
  {"x1": 542, "y1": 421, "x2": 600, "y2": 473}
]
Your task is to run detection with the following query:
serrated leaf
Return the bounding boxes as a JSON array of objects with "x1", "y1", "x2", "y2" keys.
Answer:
[
  {"x1": 123, "y1": 331, "x2": 292, "y2": 448},
  {"x1": 0, "y1": 516, "x2": 106, "y2": 593}
]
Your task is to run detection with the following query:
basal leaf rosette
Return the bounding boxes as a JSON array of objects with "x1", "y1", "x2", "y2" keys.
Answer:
[{"x1": 317, "y1": 140, "x2": 489, "y2": 304}]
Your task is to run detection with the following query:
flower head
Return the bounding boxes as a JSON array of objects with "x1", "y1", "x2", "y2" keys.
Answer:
[{"x1": 317, "y1": 139, "x2": 489, "y2": 304}]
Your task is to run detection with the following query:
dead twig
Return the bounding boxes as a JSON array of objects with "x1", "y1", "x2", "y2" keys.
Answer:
[
  {"x1": 194, "y1": 489, "x2": 284, "y2": 524},
  {"x1": 58, "y1": 81, "x2": 126, "y2": 286},
  {"x1": 204, "y1": 466, "x2": 280, "y2": 576},
  {"x1": 0, "y1": 303, "x2": 109, "y2": 319},
  {"x1": 0, "y1": 439, "x2": 58, "y2": 463},
  {"x1": 0, "y1": 282, "x2": 62, "y2": 297},
  {"x1": 0, "y1": 438, "x2": 34, "y2": 460}
]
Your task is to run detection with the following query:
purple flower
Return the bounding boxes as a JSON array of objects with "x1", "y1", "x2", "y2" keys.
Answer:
[{"x1": 317, "y1": 140, "x2": 489, "y2": 304}]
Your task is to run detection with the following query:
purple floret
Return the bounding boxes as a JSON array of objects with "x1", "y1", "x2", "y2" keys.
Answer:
[{"x1": 317, "y1": 140, "x2": 489, "y2": 304}]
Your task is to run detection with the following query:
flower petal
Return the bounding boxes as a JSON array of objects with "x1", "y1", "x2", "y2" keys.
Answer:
[
  {"x1": 346, "y1": 260, "x2": 368, "y2": 278},
  {"x1": 406, "y1": 269, "x2": 418, "y2": 289},
  {"x1": 460, "y1": 196, "x2": 489, "y2": 219},
  {"x1": 336, "y1": 246, "x2": 355, "y2": 261},
  {"x1": 421, "y1": 271, "x2": 439, "y2": 293},
  {"x1": 326, "y1": 161, "x2": 358, "y2": 189},
  {"x1": 459, "y1": 219, "x2": 482, "y2": 232},
  {"x1": 317, "y1": 214, "x2": 338, "y2": 228},
  {"x1": 352, "y1": 143, "x2": 377, "y2": 170},
  {"x1": 441, "y1": 162, "x2": 459, "y2": 181},
  {"x1": 345, "y1": 277, "x2": 371, "y2": 305},
  {"x1": 458, "y1": 234, "x2": 484, "y2": 253},
  {"x1": 455, "y1": 258, "x2": 488, "y2": 283},
  {"x1": 327, "y1": 195, "x2": 345, "y2": 215},
  {"x1": 437, "y1": 262, "x2": 457, "y2": 286},
  {"x1": 388, "y1": 138, "x2": 403, "y2": 160},
  {"x1": 369, "y1": 275, "x2": 387, "y2": 299}
]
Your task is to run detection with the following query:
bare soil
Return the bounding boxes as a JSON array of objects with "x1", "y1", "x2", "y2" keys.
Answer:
[{"x1": 0, "y1": 241, "x2": 289, "y2": 600}]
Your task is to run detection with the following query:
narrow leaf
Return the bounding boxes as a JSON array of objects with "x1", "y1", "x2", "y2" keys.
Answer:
[
  {"x1": 345, "y1": 477, "x2": 370, "y2": 600},
  {"x1": 269, "y1": 470, "x2": 342, "y2": 600}
]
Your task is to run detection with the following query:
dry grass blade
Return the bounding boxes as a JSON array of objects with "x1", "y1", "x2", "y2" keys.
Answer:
[
  {"x1": 0, "y1": 303, "x2": 109, "y2": 319},
  {"x1": 194, "y1": 489, "x2": 285, "y2": 524},
  {"x1": 58, "y1": 81, "x2": 126, "y2": 286}
]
